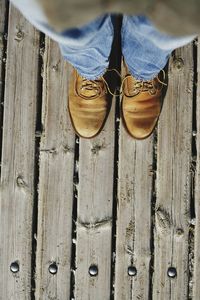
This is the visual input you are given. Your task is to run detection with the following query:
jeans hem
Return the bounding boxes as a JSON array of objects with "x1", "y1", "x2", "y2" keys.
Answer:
[
  {"x1": 127, "y1": 69, "x2": 161, "y2": 81},
  {"x1": 74, "y1": 65, "x2": 109, "y2": 80},
  {"x1": 126, "y1": 60, "x2": 167, "y2": 81}
]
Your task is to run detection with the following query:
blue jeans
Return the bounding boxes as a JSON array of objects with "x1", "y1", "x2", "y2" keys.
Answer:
[{"x1": 11, "y1": 0, "x2": 195, "y2": 80}]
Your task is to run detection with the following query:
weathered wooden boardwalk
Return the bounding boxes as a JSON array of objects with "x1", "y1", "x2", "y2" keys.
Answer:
[{"x1": 0, "y1": 2, "x2": 200, "y2": 300}]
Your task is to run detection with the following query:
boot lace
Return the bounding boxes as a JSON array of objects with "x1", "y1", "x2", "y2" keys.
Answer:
[
  {"x1": 121, "y1": 69, "x2": 167, "y2": 98},
  {"x1": 75, "y1": 68, "x2": 122, "y2": 100},
  {"x1": 75, "y1": 77, "x2": 105, "y2": 100}
]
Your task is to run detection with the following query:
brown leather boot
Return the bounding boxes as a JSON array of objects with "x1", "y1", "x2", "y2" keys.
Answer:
[
  {"x1": 121, "y1": 63, "x2": 166, "y2": 140},
  {"x1": 68, "y1": 67, "x2": 111, "y2": 138}
]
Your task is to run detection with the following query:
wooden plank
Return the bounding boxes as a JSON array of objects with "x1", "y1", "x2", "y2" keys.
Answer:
[
  {"x1": 193, "y1": 38, "x2": 200, "y2": 300},
  {"x1": 115, "y1": 122, "x2": 154, "y2": 299},
  {"x1": 153, "y1": 44, "x2": 193, "y2": 299},
  {"x1": 35, "y1": 37, "x2": 75, "y2": 299},
  {"x1": 75, "y1": 98, "x2": 115, "y2": 299},
  {"x1": 0, "y1": 0, "x2": 6, "y2": 37},
  {"x1": 0, "y1": 5, "x2": 39, "y2": 299},
  {"x1": 0, "y1": 0, "x2": 7, "y2": 134}
]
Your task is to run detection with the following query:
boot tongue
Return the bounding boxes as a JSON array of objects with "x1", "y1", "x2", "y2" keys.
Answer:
[
  {"x1": 124, "y1": 76, "x2": 157, "y2": 97},
  {"x1": 77, "y1": 79, "x2": 102, "y2": 99}
]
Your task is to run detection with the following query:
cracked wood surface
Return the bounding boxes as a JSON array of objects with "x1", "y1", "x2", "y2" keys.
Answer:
[
  {"x1": 153, "y1": 44, "x2": 194, "y2": 299},
  {"x1": 0, "y1": 4, "x2": 39, "y2": 299},
  {"x1": 75, "y1": 99, "x2": 115, "y2": 300},
  {"x1": 0, "y1": 0, "x2": 6, "y2": 112},
  {"x1": 0, "y1": 5, "x2": 199, "y2": 300},
  {"x1": 35, "y1": 38, "x2": 75, "y2": 299},
  {"x1": 193, "y1": 39, "x2": 200, "y2": 299},
  {"x1": 115, "y1": 119, "x2": 154, "y2": 299}
]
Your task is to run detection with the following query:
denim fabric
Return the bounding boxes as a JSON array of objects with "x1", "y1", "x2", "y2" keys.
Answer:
[
  {"x1": 122, "y1": 15, "x2": 195, "y2": 80},
  {"x1": 11, "y1": 0, "x2": 114, "y2": 79},
  {"x1": 59, "y1": 15, "x2": 114, "y2": 79},
  {"x1": 11, "y1": 0, "x2": 196, "y2": 80}
]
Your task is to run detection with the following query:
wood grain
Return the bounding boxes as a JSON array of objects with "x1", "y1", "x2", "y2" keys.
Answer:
[
  {"x1": 35, "y1": 38, "x2": 75, "y2": 299},
  {"x1": 75, "y1": 97, "x2": 115, "y2": 300},
  {"x1": 0, "y1": 5, "x2": 199, "y2": 298},
  {"x1": 0, "y1": 5, "x2": 39, "y2": 299},
  {"x1": 153, "y1": 44, "x2": 194, "y2": 299},
  {"x1": 0, "y1": 0, "x2": 7, "y2": 149},
  {"x1": 193, "y1": 38, "x2": 200, "y2": 300},
  {"x1": 115, "y1": 118, "x2": 154, "y2": 299}
]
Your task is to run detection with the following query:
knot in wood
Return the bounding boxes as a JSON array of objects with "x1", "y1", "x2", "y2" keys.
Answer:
[
  {"x1": 52, "y1": 62, "x2": 60, "y2": 72},
  {"x1": 63, "y1": 144, "x2": 73, "y2": 153},
  {"x1": 52, "y1": 65, "x2": 58, "y2": 72},
  {"x1": 176, "y1": 228, "x2": 184, "y2": 236},
  {"x1": 14, "y1": 30, "x2": 24, "y2": 42},
  {"x1": 91, "y1": 144, "x2": 103, "y2": 155},
  {"x1": 173, "y1": 58, "x2": 184, "y2": 72},
  {"x1": 16, "y1": 175, "x2": 26, "y2": 188},
  {"x1": 156, "y1": 207, "x2": 172, "y2": 234}
]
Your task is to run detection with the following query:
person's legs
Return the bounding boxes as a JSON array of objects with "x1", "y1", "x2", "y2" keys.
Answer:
[
  {"x1": 10, "y1": 0, "x2": 115, "y2": 138},
  {"x1": 121, "y1": 15, "x2": 196, "y2": 140},
  {"x1": 121, "y1": 15, "x2": 196, "y2": 80},
  {"x1": 11, "y1": 0, "x2": 114, "y2": 80},
  {"x1": 58, "y1": 15, "x2": 114, "y2": 79}
]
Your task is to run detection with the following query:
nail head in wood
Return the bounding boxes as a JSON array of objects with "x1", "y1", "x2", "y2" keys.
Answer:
[
  {"x1": 49, "y1": 262, "x2": 58, "y2": 275},
  {"x1": 128, "y1": 266, "x2": 137, "y2": 276},
  {"x1": 89, "y1": 264, "x2": 98, "y2": 276},
  {"x1": 167, "y1": 267, "x2": 177, "y2": 278},
  {"x1": 10, "y1": 261, "x2": 19, "y2": 273}
]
